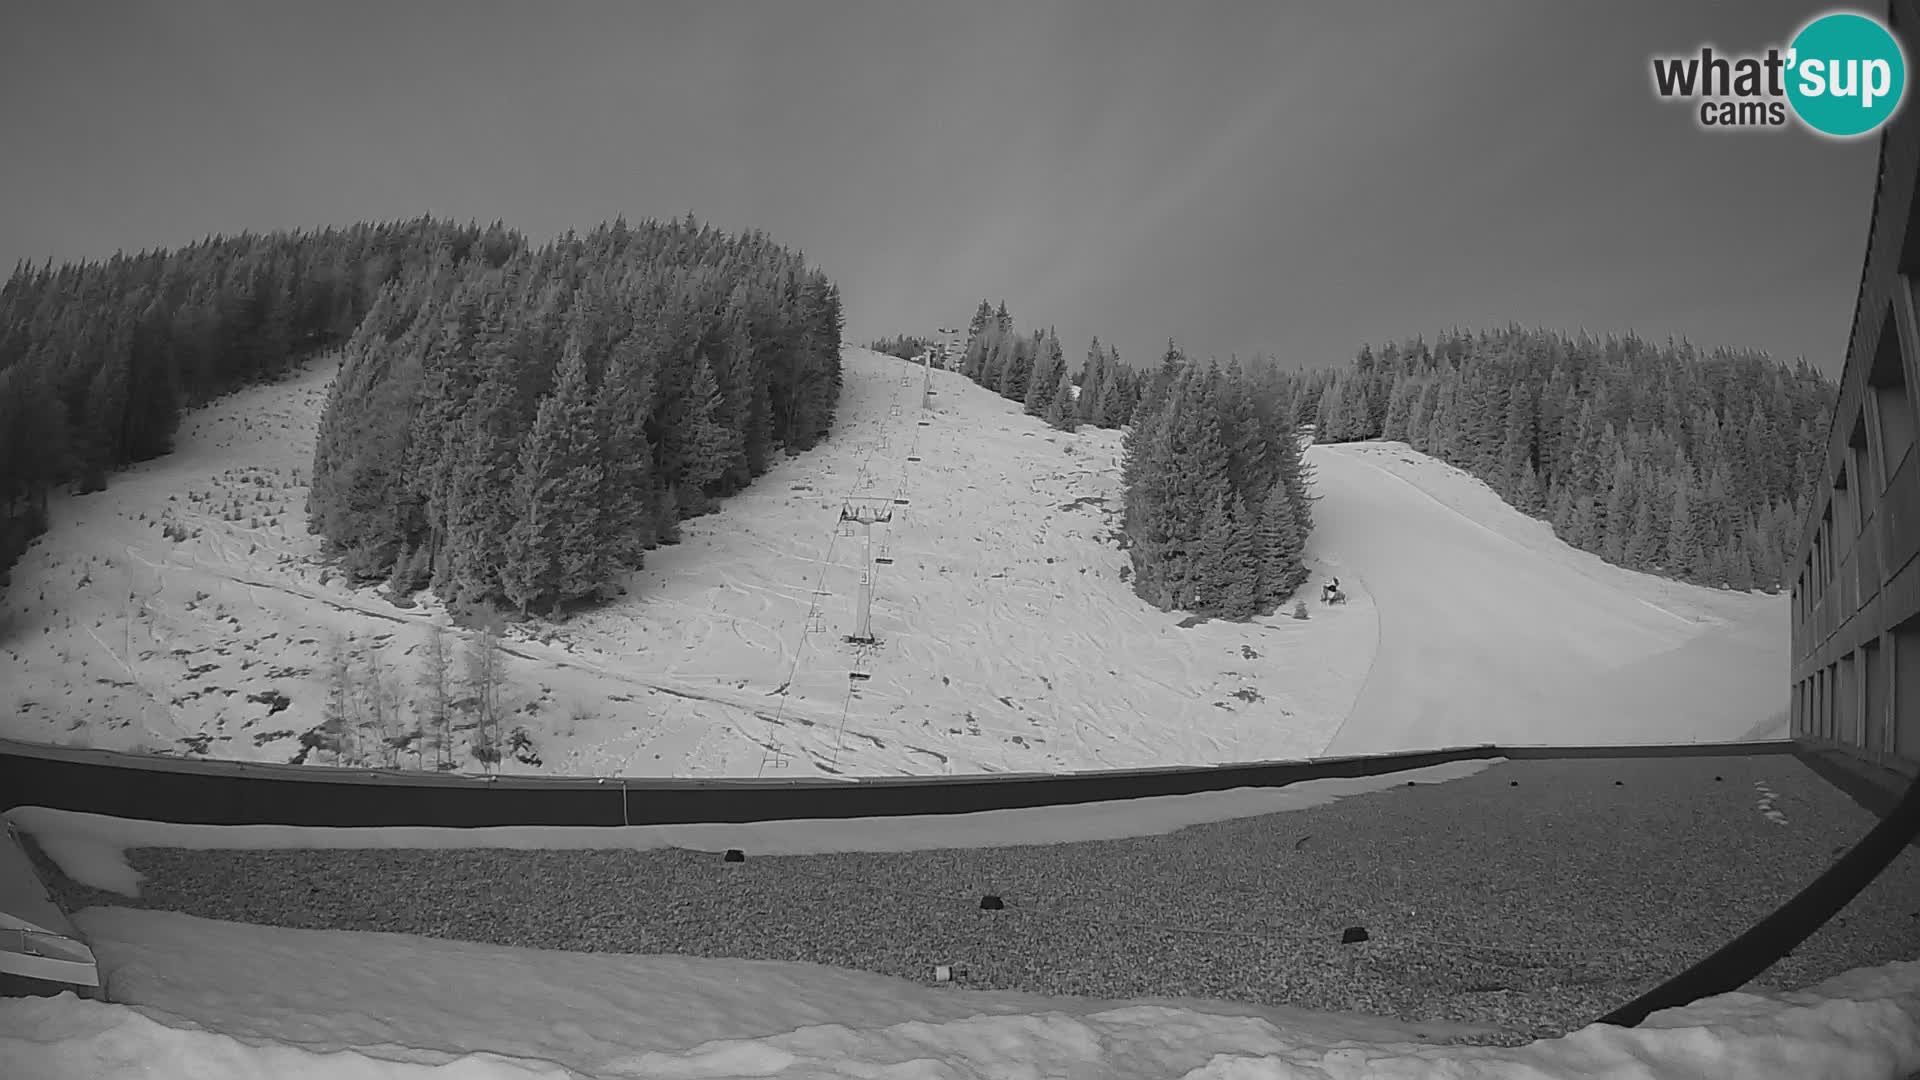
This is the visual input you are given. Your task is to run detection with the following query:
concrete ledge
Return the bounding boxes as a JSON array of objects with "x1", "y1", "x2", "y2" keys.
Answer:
[{"x1": 1796, "y1": 744, "x2": 1920, "y2": 843}]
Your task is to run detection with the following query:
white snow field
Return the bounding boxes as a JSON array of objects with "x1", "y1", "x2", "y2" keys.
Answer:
[
  {"x1": 1311, "y1": 442, "x2": 1790, "y2": 757},
  {"x1": 0, "y1": 346, "x2": 1787, "y2": 778},
  {"x1": 3, "y1": 803, "x2": 1917, "y2": 1080}
]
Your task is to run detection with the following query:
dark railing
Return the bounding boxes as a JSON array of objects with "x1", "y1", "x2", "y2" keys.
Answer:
[
  {"x1": 1, "y1": 736, "x2": 1509, "y2": 827},
  {"x1": 7, "y1": 732, "x2": 1913, "y2": 1036},
  {"x1": 0, "y1": 736, "x2": 1802, "y2": 827}
]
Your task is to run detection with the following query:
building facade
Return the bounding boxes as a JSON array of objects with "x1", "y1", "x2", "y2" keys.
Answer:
[{"x1": 1788, "y1": 0, "x2": 1920, "y2": 777}]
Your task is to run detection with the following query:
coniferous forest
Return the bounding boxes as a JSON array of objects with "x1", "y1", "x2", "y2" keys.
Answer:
[
  {"x1": 1118, "y1": 343, "x2": 1317, "y2": 618},
  {"x1": 0, "y1": 215, "x2": 845, "y2": 614},
  {"x1": 865, "y1": 334, "x2": 931, "y2": 362},
  {"x1": 0, "y1": 216, "x2": 501, "y2": 592},
  {"x1": 1296, "y1": 328, "x2": 1834, "y2": 591},
  {"x1": 948, "y1": 299, "x2": 1314, "y2": 619},
  {"x1": 309, "y1": 217, "x2": 844, "y2": 614},
  {"x1": 941, "y1": 305, "x2": 1835, "y2": 617}
]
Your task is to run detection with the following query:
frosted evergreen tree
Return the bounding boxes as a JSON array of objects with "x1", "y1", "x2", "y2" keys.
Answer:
[
  {"x1": 683, "y1": 354, "x2": 742, "y2": 495},
  {"x1": 1045, "y1": 361, "x2": 1077, "y2": 431},
  {"x1": 1256, "y1": 477, "x2": 1306, "y2": 609},
  {"x1": 503, "y1": 339, "x2": 605, "y2": 614}
]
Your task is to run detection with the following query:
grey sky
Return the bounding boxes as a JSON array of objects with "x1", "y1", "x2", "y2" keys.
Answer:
[{"x1": 0, "y1": 1, "x2": 1886, "y2": 377}]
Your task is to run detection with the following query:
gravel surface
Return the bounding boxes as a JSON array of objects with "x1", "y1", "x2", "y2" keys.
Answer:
[{"x1": 33, "y1": 754, "x2": 1920, "y2": 1045}]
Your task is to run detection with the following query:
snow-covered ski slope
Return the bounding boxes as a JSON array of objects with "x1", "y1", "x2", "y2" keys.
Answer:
[
  {"x1": 0, "y1": 347, "x2": 1785, "y2": 777},
  {"x1": 1311, "y1": 442, "x2": 1788, "y2": 757}
]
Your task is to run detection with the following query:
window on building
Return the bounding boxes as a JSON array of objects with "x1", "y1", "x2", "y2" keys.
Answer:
[
  {"x1": 1869, "y1": 304, "x2": 1916, "y2": 487},
  {"x1": 1850, "y1": 415, "x2": 1877, "y2": 523},
  {"x1": 1834, "y1": 460, "x2": 1857, "y2": 546}
]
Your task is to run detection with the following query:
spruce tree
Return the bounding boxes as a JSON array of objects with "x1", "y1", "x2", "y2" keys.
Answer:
[
  {"x1": 503, "y1": 339, "x2": 605, "y2": 615},
  {"x1": 1221, "y1": 357, "x2": 1269, "y2": 504},
  {"x1": 1256, "y1": 477, "x2": 1305, "y2": 609},
  {"x1": 1188, "y1": 495, "x2": 1235, "y2": 613},
  {"x1": 1569, "y1": 495, "x2": 1600, "y2": 552},
  {"x1": 1626, "y1": 471, "x2": 1661, "y2": 568},
  {"x1": 995, "y1": 331, "x2": 1033, "y2": 402},
  {"x1": 966, "y1": 299, "x2": 994, "y2": 351},
  {"x1": 589, "y1": 330, "x2": 658, "y2": 565},
  {"x1": 1077, "y1": 337, "x2": 1106, "y2": 422},
  {"x1": 1381, "y1": 379, "x2": 1415, "y2": 442},
  {"x1": 1497, "y1": 384, "x2": 1535, "y2": 502},
  {"x1": 1025, "y1": 330, "x2": 1064, "y2": 416},
  {"x1": 1100, "y1": 345, "x2": 1134, "y2": 426},
  {"x1": 1045, "y1": 362, "x2": 1077, "y2": 431},
  {"x1": 1219, "y1": 494, "x2": 1260, "y2": 619},
  {"x1": 683, "y1": 354, "x2": 741, "y2": 495},
  {"x1": 1601, "y1": 457, "x2": 1634, "y2": 563},
  {"x1": 1121, "y1": 400, "x2": 1181, "y2": 603},
  {"x1": 1666, "y1": 462, "x2": 1697, "y2": 576},
  {"x1": 1406, "y1": 380, "x2": 1433, "y2": 451}
]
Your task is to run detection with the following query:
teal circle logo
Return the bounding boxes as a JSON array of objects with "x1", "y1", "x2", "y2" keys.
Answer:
[{"x1": 1786, "y1": 11, "x2": 1907, "y2": 138}]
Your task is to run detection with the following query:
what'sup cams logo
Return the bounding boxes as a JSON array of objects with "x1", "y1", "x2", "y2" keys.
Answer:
[{"x1": 1651, "y1": 9, "x2": 1907, "y2": 138}]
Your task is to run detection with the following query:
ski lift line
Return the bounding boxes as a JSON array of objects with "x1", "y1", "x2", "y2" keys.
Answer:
[
  {"x1": 757, "y1": 519, "x2": 848, "y2": 777},
  {"x1": 826, "y1": 678, "x2": 860, "y2": 770}
]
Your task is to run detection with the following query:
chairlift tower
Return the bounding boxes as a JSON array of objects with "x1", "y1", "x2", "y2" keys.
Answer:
[{"x1": 839, "y1": 498, "x2": 893, "y2": 644}]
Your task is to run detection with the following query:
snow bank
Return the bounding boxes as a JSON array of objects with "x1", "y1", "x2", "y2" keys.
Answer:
[
  {"x1": 2, "y1": 907, "x2": 1913, "y2": 1079},
  {"x1": 1314, "y1": 443, "x2": 1787, "y2": 756}
]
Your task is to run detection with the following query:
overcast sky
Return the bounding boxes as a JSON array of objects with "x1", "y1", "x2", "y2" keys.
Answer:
[{"x1": 0, "y1": 1, "x2": 1886, "y2": 377}]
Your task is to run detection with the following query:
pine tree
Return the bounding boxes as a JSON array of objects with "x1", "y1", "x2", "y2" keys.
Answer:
[
  {"x1": 1256, "y1": 477, "x2": 1306, "y2": 609},
  {"x1": 1406, "y1": 379, "x2": 1433, "y2": 451},
  {"x1": 1550, "y1": 482, "x2": 1577, "y2": 535},
  {"x1": 1045, "y1": 361, "x2": 1077, "y2": 430},
  {"x1": 1726, "y1": 536, "x2": 1756, "y2": 591},
  {"x1": 360, "y1": 642, "x2": 402, "y2": 768},
  {"x1": 1024, "y1": 330, "x2": 1064, "y2": 417},
  {"x1": 321, "y1": 633, "x2": 356, "y2": 765},
  {"x1": 1121, "y1": 400, "x2": 1181, "y2": 603},
  {"x1": 1381, "y1": 378, "x2": 1416, "y2": 442},
  {"x1": 1221, "y1": 357, "x2": 1270, "y2": 504},
  {"x1": 995, "y1": 331, "x2": 1034, "y2": 402},
  {"x1": 1497, "y1": 384, "x2": 1535, "y2": 503},
  {"x1": 465, "y1": 614, "x2": 508, "y2": 773},
  {"x1": 1666, "y1": 461, "x2": 1697, "y2": 576},
  {"x1": 683, "y1": 353, "x2": 741, "y2": 494},
  {"x1": 1269, "y1": 404, "x2": 1316, "y2": 541},
  {"x1": 1077, "y1": 337, "x2": 1106, "y2": 422},
  {"x1": 79, "y1": 347, "x2": 131, "y2": 492},
  {"x1": 597, "y1": 331, "x2": 659, "y2": 570},
  {"x1": 420, "y1": 615, "x2": 454, "y2": 770},
  {"x1": 502, "y1": 340, "x2": 605, "y2": 615},
  {"x1": 1569, "y1": 495, "x2": 1600, "y2": 552},
  {"x1": 1626, "y1": 469, "x2": 1661, "y2": 568},
  {"x1": 1100, "y1": 346, "x2": 1134, "y2": 427},
  {"x1": 1601, "y1": 457, "x2": 1634, "y2": 563},
  {"x1": 1219, "y1": 494, "x2": 1260, "y2": 619},
  {"x1": 1188, "y1": 495, "x2": 1235, "y2": 613}
]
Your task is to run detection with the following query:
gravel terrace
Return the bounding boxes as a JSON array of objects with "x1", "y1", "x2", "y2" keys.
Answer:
[{"x1": 31, "y1": 754, "x2": 1920, "y2": 1045}]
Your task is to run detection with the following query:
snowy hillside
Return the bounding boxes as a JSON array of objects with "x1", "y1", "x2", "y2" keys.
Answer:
[
  {"x1": 1311, "y1": 442, "x2": 1789, "y2": 756},
  {"x1": 0, "y1": 348, "x2": 1786, "y2": 777}
]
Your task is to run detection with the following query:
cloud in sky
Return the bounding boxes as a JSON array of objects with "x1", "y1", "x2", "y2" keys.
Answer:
[{"x1": 0, "y1": 0, "x2": 1880, "y2": 376}]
